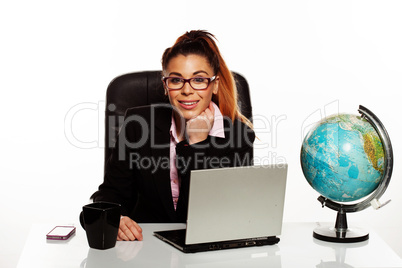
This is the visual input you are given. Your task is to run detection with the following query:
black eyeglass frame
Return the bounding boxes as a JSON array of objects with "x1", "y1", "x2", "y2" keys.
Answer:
[{"x1": 162, "y1": 76, "x2": 217, "y2": 91}]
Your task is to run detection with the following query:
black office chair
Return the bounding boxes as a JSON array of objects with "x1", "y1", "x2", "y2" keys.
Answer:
[{"x1": 103, "y1": 70, "x2": 253, "y2": 170}]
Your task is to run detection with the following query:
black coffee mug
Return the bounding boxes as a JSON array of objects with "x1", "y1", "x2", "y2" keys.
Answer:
[{"x1": 81, "y1": 202, "x2": 121, "y2": 250}]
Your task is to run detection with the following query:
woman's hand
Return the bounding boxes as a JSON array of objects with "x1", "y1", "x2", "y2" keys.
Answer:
[
  {"x1": 117, "y1": 216, "x2": 143, "y2": 241},
  {"x1": 186, "y1": 102, "x2": 215, "y2": 145}
]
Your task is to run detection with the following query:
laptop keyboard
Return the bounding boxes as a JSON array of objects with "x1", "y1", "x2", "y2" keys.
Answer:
[
  {"x1": 157, "y1": 229, "x2": 186, "y2": 245},
  {"x1": 155, "y1": 228, "x2": 281, "y2": 253}
]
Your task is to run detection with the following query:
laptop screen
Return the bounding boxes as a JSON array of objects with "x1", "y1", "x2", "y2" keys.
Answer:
[{"x1": 185, "y1": 164, "x2": 288, "y2": 245}]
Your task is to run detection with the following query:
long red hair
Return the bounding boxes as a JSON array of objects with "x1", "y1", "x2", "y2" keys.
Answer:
[{"x1": 162, "y1": 30, "x2": 252, "y2": 128}]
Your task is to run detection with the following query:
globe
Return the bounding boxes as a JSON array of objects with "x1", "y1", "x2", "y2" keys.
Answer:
[
  {"x1": 301, "y1": 113, "x2": 385, "y2": 202},
  {"x1": 300, "y1": 105, "x2": 393, "y2": 243}
]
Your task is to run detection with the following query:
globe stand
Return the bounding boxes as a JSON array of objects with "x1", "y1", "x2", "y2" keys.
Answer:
[{"x1": 313, "y1": 210, "x2": 369, "y2": 243}]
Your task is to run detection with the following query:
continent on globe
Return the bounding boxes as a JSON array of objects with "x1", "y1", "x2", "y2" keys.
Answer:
[{"x1": 301, "y1": 114, "x2": 384, "y2": 202}]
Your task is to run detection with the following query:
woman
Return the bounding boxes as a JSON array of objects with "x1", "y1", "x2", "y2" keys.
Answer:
[{"x1": 91, "y1": 30, "x2": 255, "y2": 241}]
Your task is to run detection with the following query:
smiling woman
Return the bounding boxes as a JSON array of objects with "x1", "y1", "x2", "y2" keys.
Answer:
[
  {"x1": 164, "y1": 54, "x2": 219, "y2": 141},
  {"x1": 90, "y1": 30, "x2": 255, "y2": 242},
  {"x1": 161, "y1": 30, "x2": 252, "y2": 127}
]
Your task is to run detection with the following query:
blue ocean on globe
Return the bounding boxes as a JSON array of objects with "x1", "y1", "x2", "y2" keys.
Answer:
[{"x1": 301, "y1": 114, "x2": 385, "y2": 202}]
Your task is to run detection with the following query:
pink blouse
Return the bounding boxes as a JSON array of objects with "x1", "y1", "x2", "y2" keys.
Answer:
[{"x1": 169, "y1": 102, "x2": 225, "y2": 210}]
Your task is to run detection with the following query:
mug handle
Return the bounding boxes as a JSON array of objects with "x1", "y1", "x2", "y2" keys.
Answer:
[{"x1": 79, "y1": 211, "x2": 86, "y2": 230}]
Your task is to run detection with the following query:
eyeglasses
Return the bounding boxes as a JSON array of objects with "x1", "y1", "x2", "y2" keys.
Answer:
[{"x1": 162, "y1": 76, "x2": 216, "y2": 90}]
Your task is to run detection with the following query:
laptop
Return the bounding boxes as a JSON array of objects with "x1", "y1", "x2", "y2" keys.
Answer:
[{"x1": 154, "y1": 164, "x2": 288, "y2": 253}]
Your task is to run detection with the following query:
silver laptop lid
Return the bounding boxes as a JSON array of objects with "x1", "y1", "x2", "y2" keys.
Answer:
[{"x1": 185, "y1": 164, "x2": 288, "y2": 245}]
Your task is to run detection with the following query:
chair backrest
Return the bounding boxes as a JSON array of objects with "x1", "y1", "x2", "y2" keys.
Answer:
[{"x1": 104, "y1": 70, "x2": 253, "y2": 167}]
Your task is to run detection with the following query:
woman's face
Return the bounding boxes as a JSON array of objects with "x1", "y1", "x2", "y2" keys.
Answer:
[{"x1": 164, "y1": 54, "x2": 219, "y2": 121}]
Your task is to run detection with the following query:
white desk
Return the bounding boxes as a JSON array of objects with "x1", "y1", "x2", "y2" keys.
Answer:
[{"x1": 18, "y1": 222, "x2": 402, "y2": 268}]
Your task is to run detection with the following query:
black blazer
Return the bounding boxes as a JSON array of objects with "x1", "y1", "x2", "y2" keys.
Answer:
[{"x1": 91, "y1": 104, "x2": 255, "y2": 223}]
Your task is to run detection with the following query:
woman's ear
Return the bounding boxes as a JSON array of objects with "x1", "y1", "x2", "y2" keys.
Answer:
[
  {"x1": 163, "y1": 83, "x2": 169, "y2": 95},
  {"x1": 213, "y1": 76, "x2": 219, "y2": 95}
]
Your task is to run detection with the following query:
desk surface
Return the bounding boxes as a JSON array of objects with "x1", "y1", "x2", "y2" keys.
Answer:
[{"x1": 17, "y1": 222, "x2": 402, "y2": 268}]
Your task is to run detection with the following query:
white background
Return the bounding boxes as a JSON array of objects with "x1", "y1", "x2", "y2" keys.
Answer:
[{"x1": 1, "y1": 1, "x2": 402, "y2": 267}]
